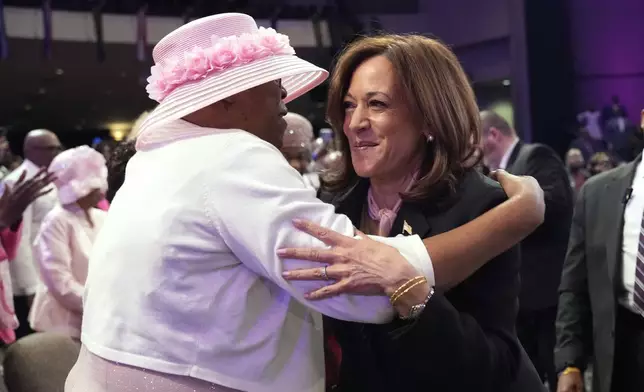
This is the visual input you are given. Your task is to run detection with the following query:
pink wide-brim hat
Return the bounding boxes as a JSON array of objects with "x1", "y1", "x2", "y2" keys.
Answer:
[
  {"x1": 136, "y1": 13, "x2": 328, "y2": 149},
  {"x1": 49, "y1": 146, "x2": 108, "y2": 205}
]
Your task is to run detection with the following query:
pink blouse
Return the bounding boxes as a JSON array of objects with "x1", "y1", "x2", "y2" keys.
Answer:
[{"x1": 0, "y1": 224, "x2": 22, "y2": 344}]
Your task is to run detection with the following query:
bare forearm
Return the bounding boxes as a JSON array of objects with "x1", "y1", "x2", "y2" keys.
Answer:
[{"x1": 424, "y1": 194, "x2": 541, "y2": 290}]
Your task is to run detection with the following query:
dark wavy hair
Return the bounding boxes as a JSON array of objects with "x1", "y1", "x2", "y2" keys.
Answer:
[
  {"x1": 323, "y1": 34, "x2": 481, "y2": 202},
  {"x1": 106, "y1": 140, "x2": 136, "y2": 202}
]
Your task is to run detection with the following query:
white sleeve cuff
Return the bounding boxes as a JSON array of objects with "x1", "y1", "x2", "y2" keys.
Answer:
[{"x1": 365, "y1": 234, "x2": 435, "y2": 288}]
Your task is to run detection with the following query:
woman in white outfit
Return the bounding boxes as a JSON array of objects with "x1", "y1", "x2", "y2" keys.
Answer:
[
  {"x1": 66, "y1": 13, "x2": 545, "y2": 392},
  {"x1": 30, "y1": 146, "x2": 108, "y2": 338}
]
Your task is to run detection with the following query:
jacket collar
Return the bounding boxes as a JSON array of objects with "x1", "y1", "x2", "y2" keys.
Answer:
[
  {"x1": 332, "y1": 178, "x2": 432, "y2": 239},
  {"x1": 505, "y1": 140, "x2": 523, "y2": 170}
]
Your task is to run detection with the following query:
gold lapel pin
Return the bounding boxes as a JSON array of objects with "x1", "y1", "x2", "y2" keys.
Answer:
[{"x1": 403, "y1": 220, "x2": 413, "y2": 235}]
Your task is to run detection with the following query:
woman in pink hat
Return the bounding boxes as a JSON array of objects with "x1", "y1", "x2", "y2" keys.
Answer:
[
  {"x1": 29, "y1": 146, "x2": 108, "y2": 339},
  {"x1": 67, "y1": 13, "x2": 544, "y2": 392}
]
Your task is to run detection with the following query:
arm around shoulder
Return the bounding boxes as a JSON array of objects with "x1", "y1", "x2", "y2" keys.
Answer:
[{"x1": 203, "y1": 137, "x2": 395, "y2": 323}]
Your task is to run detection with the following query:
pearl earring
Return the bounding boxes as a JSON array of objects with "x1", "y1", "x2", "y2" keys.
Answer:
[{"x1": 426, "y1": 134, "x2": 434, "y2": 142}]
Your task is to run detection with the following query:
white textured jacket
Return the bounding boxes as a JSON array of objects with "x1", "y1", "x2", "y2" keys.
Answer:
[{"x1": 81, "y1": 120, "x2": 434, "y2": 392}]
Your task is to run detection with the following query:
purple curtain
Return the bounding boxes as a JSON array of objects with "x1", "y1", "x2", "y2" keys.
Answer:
[{"x1": 0, "y1": 0, "x2": 8, "y2": 59}]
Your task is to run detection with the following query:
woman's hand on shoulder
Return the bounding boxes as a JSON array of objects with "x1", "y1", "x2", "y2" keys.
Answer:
[
  {"x1": 278, "y1": 219, "x2": 421, "y2": 300},
  {"x1": 490, "y1": 169, "x2": 545, "y2": 228}
]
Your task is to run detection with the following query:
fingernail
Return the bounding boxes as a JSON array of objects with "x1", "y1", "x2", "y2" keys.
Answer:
[
  {"x1": 281, "y1": 271, "x2": 291, "y2": 278},
  {"x1": 277, "y1": 249, "x2": 287, "y2": 256},
  {"x1": 304, "y1": 293, "x2": 312, "y2": 300},
  {"x1": 292, "y1": 218, "x2": 303, "y2": 226}
]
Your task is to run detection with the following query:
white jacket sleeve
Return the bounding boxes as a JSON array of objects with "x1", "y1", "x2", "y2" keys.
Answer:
[
  {"x1": 33, "y1": 214, "x2": 84, "y2": 313},
  {"x1": 204, "y1": 136, "x2": 434, "y2": 324}
]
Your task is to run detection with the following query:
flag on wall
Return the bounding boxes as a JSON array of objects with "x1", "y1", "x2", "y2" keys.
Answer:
[
  {"x1": 0, "y1": 0, "x2": 8, "y2": 59},
  {"x1": 92, "y1": 1, "x2": 106, "y2": 62},
  {"x1": 136, "y1": 4, "x2": 148, "y2": 62}
]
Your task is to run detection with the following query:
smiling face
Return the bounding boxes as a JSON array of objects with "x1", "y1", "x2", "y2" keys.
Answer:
[{"x1": 342, "y1": 55, "x2": 424, "y2": 182}]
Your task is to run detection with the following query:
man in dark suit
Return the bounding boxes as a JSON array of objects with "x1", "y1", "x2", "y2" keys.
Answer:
[
  {"x1": 481, "y1": 111, "x2": 574, "y2": 391},
  {"x1": 555, "y1": 145, "x2": 644, "y2": 390}
]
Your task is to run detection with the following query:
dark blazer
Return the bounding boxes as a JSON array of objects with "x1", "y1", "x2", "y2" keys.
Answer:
[
  {"x1": 506, "y1": 142, "x2": 574, "y2": 310},
  {"x1": 321, "y1": 170, "x2": 544, "y2": 392},
  {"x1": 555, "y1": 154, "x2": 642, "y2": 392}
]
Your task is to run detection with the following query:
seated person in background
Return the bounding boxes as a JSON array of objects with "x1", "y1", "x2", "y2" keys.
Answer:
[
  {"x1": 29, "y1": 146, "x2": 108, "y2": 339},
  {"x1": 281, "y1": 112, "x2": 320, "y2": 189},
  {"x1": 587, "y1": 152, "x2": 614, "y2": 177},
  {"x1": 566, "y1": 148, "x2": 588, "y2": 196}
]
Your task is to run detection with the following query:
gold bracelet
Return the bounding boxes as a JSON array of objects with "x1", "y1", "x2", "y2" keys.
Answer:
[
  {"x1": 390, "y1": 277, "x2": 428, "y2": 306},
  {"x1": 562, "y1": 367, "x2": 580, "y2": 376},
  {"x1": 389, "y1": 276, "x2": 425, "y2": 304}
]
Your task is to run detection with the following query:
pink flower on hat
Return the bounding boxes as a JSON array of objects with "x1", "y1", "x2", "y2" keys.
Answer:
[
  {"x1": 164, "y1": 59, "x2": 189, "y2": 85},
  {"x1": 145, "y1": 27, "x2": 297, "y2": 102},
  {"x1": 258, "y1": 27, "x2": 294, "y2": 55},
  {"x1": 207, "y1": 37, "x2": 239, "y2": 70},
  {"x1": 146, "y1": 65, "x2": 170, "y2": 102},
  {"x1": 238, "y1": 34, "x2": 271, "y2": 64},
  {"x1": 184, "y1": 48, "x2": 212, "y2": 80}
]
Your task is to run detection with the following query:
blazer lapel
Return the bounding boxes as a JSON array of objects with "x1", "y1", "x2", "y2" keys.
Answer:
[
  {"x1": 506, "y1": 141, "x2": 523, "y2": 171},
  {"x1": 332, "y1": 179, "x2": 369, "y2": 225},
  {"x1": 333, "y1": 179, "x2": 433, "y2": 239},
  {"x1": 606, "y1": 154, "x2": 641, "y2": 285}
]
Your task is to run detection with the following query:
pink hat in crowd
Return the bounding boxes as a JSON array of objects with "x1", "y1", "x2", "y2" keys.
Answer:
[
  {"x1": 136, "y1": 13, "x2": 329, "y2": 148},
  {"x1": 49, "y1": 146, "x2": 108, "y2": 205},
  {"x1": 282, "y1": 112, "x2": 314, "y2": 151}
]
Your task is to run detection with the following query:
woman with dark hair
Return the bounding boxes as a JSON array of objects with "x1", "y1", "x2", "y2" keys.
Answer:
[{"x1": 281, "y1": 34, "x2": 544, "y2": 391}]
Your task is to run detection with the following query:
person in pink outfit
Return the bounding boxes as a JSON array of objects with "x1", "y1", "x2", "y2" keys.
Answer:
[
  {"x1": 0, "y1": 168, "x2": 55, "y2": 343},
  {"x1": 29, "y1": 146, "x2": 108, "y2": 339}
]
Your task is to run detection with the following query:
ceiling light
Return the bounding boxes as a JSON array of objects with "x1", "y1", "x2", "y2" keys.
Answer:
[
  {"x1": 55, "y1": 68, "x2": 64, "y2": 76},
  {"x1": 107, "y1": 122, "x2": 132, "y2": 141},
  {"x1": 502, "y1": 79, "x2": 511, "y2": 86}
]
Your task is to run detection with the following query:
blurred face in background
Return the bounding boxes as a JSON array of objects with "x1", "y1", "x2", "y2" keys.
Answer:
[
  {"x1": 281, "y1": 147, "x2": 310, "y2": 174},
  {"x1": 24, "y1": 132, "x2": 63, "y2": 168},
  {"x1": 588, "y1": 153, "x2": 613, "y2": 176},
  {"x1": 565, "y1": 148, "x2": 585, "y2": 173},
  {"x1": 481, "y1": 127, "x2": 507, "y2": 170},
  {"x1": 0, "y1": 136, "x2": 9, "y2": 165},
  {"x1": 76, "y1": 188, "x2": 103, "y2": 210}
]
